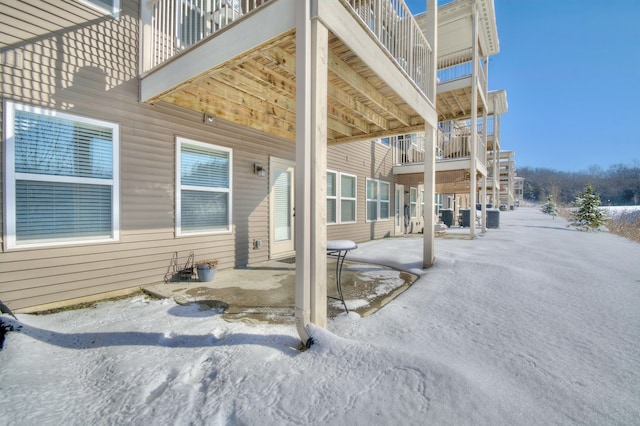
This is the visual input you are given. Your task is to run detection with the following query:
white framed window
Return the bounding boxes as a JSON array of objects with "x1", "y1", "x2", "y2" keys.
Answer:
[
  {"x1": 366, "y1": 178, "x2": 390, "y2": 222},
  {"x1": 176, "y1": 137, "x2": 232, "y2": 236},
  {"x1": 435, "y1": 193, "x2": 443, "y2": 217},
  {"x1": 79, "y1": 0, "x2": 120, "y2": 18},
  {"x1": 410, "y1": 187, "x2": 418, "y2": 218},
  {"x1": 327, "y1": 170, "x2": 357, "y2": 225},
  {"x1": 340, "y1": 173, "x2": 357, "y2": 223},
  {"x1": 327, "y1": 170, "x2": 337, "y2": 225},
  {"x1": 4, "y1": 101, "x2": 119, "y2": 249}
]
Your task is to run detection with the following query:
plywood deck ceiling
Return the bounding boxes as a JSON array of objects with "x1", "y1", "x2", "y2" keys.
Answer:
[
  {"x1": 155, "y1": 30, "x2": 426, "y2": 144},
  {"x1": 436, "y1": 86, "x2": 487, "y2": 122}
]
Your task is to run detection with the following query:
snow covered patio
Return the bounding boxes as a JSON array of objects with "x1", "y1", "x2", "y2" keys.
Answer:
[
  {"x1": 142, "y1": 257, "x2": 418, "y2": 323},
  {"x1": 1, "y1": 207, "x2": 639, "y2": 425}
]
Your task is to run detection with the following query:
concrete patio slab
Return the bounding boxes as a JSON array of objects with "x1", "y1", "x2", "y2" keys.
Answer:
[{"x1": 142, "y1": 257, "x2": 417, "y2": 324}]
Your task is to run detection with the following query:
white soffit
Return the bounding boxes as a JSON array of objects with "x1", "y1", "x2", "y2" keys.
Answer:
[{"x1": 431, "y1": 0, "x2": 500, "y2": 58}]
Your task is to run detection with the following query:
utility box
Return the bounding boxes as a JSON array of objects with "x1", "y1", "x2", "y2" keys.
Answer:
[
  {"x1": 441, "y1": 209, "x2": 454, "y2": 227},
  {"x1": 487, "y1": 209, "x2": 500, "y2": 228},
  {"x1": 460, "y1": 209, "x2": 471, "y2": 227}
]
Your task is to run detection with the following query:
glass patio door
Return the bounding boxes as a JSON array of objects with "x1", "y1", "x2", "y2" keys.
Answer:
[{"x1": 270, "y1": 157, "x2": 295, "y2": 258}]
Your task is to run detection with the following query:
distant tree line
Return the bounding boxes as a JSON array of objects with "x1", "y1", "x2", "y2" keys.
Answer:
[{"x1": 519, "y1": 162, "x2": 640, "y2": 206}]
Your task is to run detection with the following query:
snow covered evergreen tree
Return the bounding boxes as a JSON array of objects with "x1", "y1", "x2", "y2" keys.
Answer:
[
  {"x1": 569, "y1": 183, "x2": 607, "y2": 231},
  {"x1": 541, "y1": 194, "x2": 557, "y2": 217}
]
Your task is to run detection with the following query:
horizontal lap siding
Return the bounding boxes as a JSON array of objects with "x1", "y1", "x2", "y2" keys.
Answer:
[
  {"x1": 327, "y1": 141, "x2": 396, "y2": 243},
  {"x1": 0, "y1": 0, "x2": 289, "y2": 310}
]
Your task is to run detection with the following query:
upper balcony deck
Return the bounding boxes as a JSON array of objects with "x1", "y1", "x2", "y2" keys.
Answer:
[
  {"x1": 415, "y1": 0, "x2": 499, "y2": 122},
  {"x1": 391, "y1": 118, "x2": 488, "y2": 177},
  {"x1": 140, "y1": 0, "x2": 437, "y2": 143}
]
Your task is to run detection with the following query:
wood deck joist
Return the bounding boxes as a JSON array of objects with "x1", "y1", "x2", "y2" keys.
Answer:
[{"x1": 146, "y1": 26, "x2": 426, "y2": 145}]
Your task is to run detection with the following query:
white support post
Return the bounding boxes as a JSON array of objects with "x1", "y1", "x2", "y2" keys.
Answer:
[
  {"x1": 294, "y1": 0, "x2": 312, "y2": 345},
  {"x1": 481, "y1": 94, "x2": 488, "y2": 233},
  {"x1": 494, "y1": 110, "x2": 500, "y2": 205},
  {"x1": 422, "y1": 0, "x2": 437, "y2": 268},
  {"x1": 294, "y1": 0, "x2": 328, "y2": 346},
  {"x1": 309, "y1": 15, "x2": 328, "y2": 327},
  {"x1": 423, "y1": 125, "x2": 436, "y2": 267},
  {"x1": 469, "y1": 0, "x2": 478, "y2": 237}
]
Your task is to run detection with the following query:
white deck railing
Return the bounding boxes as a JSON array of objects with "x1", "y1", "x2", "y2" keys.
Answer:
[
  {"x1": 342, "y1": 0, "x2": 434, "y2": 100},
  {"x1": 394, "y1": 134, "x2": 426, "y2": 164},
  {"x1": 143, "y1": 0, "x2": 270, "y2": 72},
  {"x1": 142, "y1": 0, "x2": 434, "y2": 101},
  {"x1": 394, "y1": 121, "x2": 488, "y2": 170},
  {"x1": 436, "y1": 48, "x2": 486, "y2": 95}
]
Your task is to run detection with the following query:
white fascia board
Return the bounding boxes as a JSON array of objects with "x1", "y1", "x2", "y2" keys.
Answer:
[
  {"x1": 141, "y1": 0, "x2": 297, "y2": 102},
  {"x1": 437, "y1": 75, "x2": 472, "y2": 94},
  {"x1": 435, "y1": 158, "x2": 472, "y2": 172}
]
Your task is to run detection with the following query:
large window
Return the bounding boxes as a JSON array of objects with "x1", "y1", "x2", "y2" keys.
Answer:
[
  {"x1": 5, "y1": 102, "x2": 119, "y2": 249},
  {"x1": 327, "y1": 170, "x2": 357, "y2": 225},
  {"x1": 176, "y1": 137, "x2": 232, "y2": 235},
  {"x1": 366, "y1": 178, "x2": 390, "y2": 222}
]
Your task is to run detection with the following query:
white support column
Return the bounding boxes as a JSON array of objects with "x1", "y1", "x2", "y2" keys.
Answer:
[
  {"x1": 469, "y1": 0, "x2": 478, "y2": 237},
  {"x1": 481, "y1": 88, "x2": 488, "y2": 233},
  {"x1": 492, "y1": 97, "x2": 499, "y2": 206},
  {"x1": 423, "y1": 125, "x2": 436, "y2": 267},
  {"x1": 294, "y1": 1, "x2": 328, "y2": 346},
  {"x1": 309, "y1": 16, "x2": 328, "y2": 327},
  {"x1": 422, "y1": 0, "x2": 437, "y2": 268}
]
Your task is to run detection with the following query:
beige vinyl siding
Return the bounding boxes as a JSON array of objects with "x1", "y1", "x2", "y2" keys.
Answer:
[
  {"x1": 0, "y1": 0, "x2": 291, "y2": 310},
  {"x1": 327, "y1": 140, "x2": 396, "y2": 243}
]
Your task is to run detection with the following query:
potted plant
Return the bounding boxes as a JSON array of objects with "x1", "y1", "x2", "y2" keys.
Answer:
[{"x1": 195, "y1": 260, "x2": 218, "y2": 282}]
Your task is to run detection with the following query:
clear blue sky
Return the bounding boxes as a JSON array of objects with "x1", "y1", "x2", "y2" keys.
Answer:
[{"x1": 406, "y1": 0, "x2": 640, "y2": 172}]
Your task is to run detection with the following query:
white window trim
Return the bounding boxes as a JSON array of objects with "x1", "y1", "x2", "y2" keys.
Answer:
[
  {"x1": 366, "y1": 178, "x2": 390, "y2": 222},
  {"x1": 327, "y1": 169, "x2": 338, "y2": 225},
  {"x1": 4, "y1": 101, "x2": 120, "y2": 249},
  {"x1": 327, "y1": 170, "x2": 357, "y2": 225},
  {"x1": 78, "y1": 0, "x2": 120, "y2": 18},
  {"x1": 176, "y1": 137, "x2": 232, "y2": 237}
]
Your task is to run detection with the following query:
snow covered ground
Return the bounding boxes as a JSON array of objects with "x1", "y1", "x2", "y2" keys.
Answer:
[{"x1": 1, "y1": 207, "x2": 639, "y2": 425}]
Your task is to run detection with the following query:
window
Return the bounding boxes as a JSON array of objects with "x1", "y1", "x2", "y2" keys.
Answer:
[
  {"x1": 327, "y1": 171, "x2": 337, "y2": 224},
  {"x1": 79, "y1": 0, "x2": 120, "y2": 17},
  {"x1": 327, "y1": 171, "x2": 357, "y2": 225},
  {"x1": 410, "y1": 187, "x2": 418, "y2": 218},
  {"x1": 4, "y1": 101, "x2": 119, "y2": 249},
  {"x1": 378, "y1": 137, "x2": 391, "y2": 148},
  {"x1": 366, "y1": 178, "x2": 390, "y2": 222},
  {"x1": 177, "y1": 137, "x2": 232, "y2": 235},
  {"x1": 340, "y1": 173, "x2": 357, "y2": 223}
]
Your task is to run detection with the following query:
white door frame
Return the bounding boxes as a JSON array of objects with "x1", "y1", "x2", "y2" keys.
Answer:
[
  {"x1": 395, "y1": 184, "x2": 404, "y2": 235},
  {"x1": 269, "y1": 157, "x2": 295, "y2": 259}
]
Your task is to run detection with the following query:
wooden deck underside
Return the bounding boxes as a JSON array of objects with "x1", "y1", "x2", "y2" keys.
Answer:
[{"x1": 148, "y1": 30, "x2": 428, "y2": 145}]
